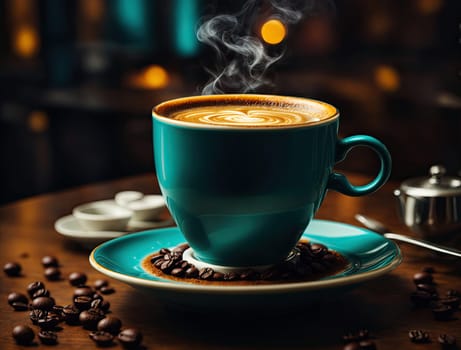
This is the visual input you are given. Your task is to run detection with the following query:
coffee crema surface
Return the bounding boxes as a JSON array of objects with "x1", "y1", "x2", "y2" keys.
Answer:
[{"x1": 158, "y1": 96, "x2": 337, "y2": 128}]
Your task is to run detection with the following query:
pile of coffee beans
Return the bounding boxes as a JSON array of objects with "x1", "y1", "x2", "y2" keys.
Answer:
[
  {"x1": 4, "y1": 256, "x2": 143, "y2": 348},
  {"x1": 149, "y1": 241, "x2": 347, "y2": 283},
  {"x1": 410, "y1": 267, "x2": 460, "y2": 321},
  {"x1": 406, "y1": 267, "x2": 458, "y2": 349}
]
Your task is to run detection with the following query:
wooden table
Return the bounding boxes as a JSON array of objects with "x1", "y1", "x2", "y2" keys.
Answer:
[{"x1": 1, "y1": 172, "x2": 460, "y2": 350}]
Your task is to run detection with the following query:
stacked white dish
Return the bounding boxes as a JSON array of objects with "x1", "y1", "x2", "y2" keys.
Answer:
[{"x1": 55, "y1": 191, "x2": 173, "y2": 248}]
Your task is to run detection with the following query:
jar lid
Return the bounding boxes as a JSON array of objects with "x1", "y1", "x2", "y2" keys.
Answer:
[{"x1": 399, "y1": 165, "x2": 461, "y2": 197}]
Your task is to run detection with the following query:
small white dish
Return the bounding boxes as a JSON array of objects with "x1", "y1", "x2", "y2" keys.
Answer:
[
  {"x1": 73, "y1": 200, "x2": 132, "y2": 231},
  {"x1": 115, "y1": 191, "x2": 166, "y2": 222},
  {"x1": 55, "y1": 215, "x2": 127, "y2": 249}
]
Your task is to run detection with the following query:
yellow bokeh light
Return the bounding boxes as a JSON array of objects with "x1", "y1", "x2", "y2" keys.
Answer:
[
  {"x1": 261, "y1": 19, "x2": 287, "y2": 45},
  {"x1": 14, "y1": 25, "x2": 39, "y2": 58},
  {"x1": 374, "y1": 65, "x2": 400, "y2": 92}
]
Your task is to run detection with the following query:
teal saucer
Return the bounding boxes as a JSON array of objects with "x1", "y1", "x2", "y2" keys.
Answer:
[{"x1": 89, "y1": 219, "x2": 401, "y2": 310}]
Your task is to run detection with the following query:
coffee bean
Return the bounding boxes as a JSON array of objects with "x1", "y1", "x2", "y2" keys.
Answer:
[
  {"x1": 74, "y1": 286, "x2": 94, "y2": 298},
  {"x1": 416, "y1": 283, "x2": 438, "y2": 295},
  {"x1": 52, "y1": 304, "x2": 64, "y2": 313},
  {"x1": 37, "y1": 314, "x2": 61, "y2": 330},
  {"x1": 68, "y1": 272, "x2": 87, "y2": 286},
  {"x1": 163, "y1": 252, "x2": 180, "y2": 261},
  {"x1": 118, "y1": 328, "x2": 143, "y2": 348},
  {"x1": 30, "y1": 309, "x2": 47, "y2": 325},
  {"x1": 97, "y1": 316, "x2": 122, "y2": 335},
  {"x1": 89, "y1": 331, "x2": 114, "y2": 347},
  {"x1": 409, "y1": 329, "x2": 430, "y2": 343},
  {"x1": 184, "y1": 266, "x2": 199, "y2": 278},
  {"x1": 41, "y1": 255, "x2": 59, "y2": 268},
  {"x1": 73, "y1": 295, "x2": 93, "y2": 311},
  {"x1": 413, "y1": 272, "x2": 433, "y2": 285},
  {"x1": 150, "y1": 253, "x2": 164, "y2": 264},
  {"x1": 177, "y1": 260, "x2": 190, "y2": 269},
  {"x1": 153, "y1": 259, "x2": 165, "y2": 268},
  {"x1": 212, "y1": 271, "x2": 224, "y2": 280},
  {"x1": 3, "y1": 262, "x2": 21, "y2": 276},
  {"x1": 12, "y1": 325, "x2": 35, "y2": 345},
  {"x1": 159, "y1": 259, "x2": 175, "y2": 273},
  {"x1": 100, "y1": 286, "x2": 115, "y2": 295},
  {"x1": 31, "y1": 296, "x2": 55, "y2": 310},
  {"x1": 91, "y1": 299, "x2": 110, "y2": 313},
  {"x1": 432, "y1": 304, "x2": 454, "y2": 321},
  {"x1": 79, "y1": 308, "x2": 105, "y2": 330},
  {"x1": 32, "y1": 288, "x2": 51, "y2": 299},
  {"x1": 172, "y1": 243, "x2": 189, "y2": 254},
  {"x1": 8, "y1": 292, "x2": 29, "y2": 311},
  {"x1": 8, "y1": 292, "x2": 28, "y2": 308},
  {"x1": 171, "y1": 267, "x2": 185, "y2": 277},
  {"x1": 223, "y1": 272, "x2": 239, "y2": 281},
  {"x1": 309, "y1": 243, "x2": 328, "y2": 257},
  {"x1": 198, "y1": 267, "x2": 215, "y2": 280},
  {"x1": 27, "y1": 281, "x2": 46, "y2": 297},
  {"x1": 62, "y1": 304, "x2": 81, "y2": 325},
  {"x1": 44, "y1": 267, "x2": 61, "y2": 281},
  {"x1": 438, "y1": 334, "x2": 457, "y2": 349},
  {"x1": 93, "y1": 292, "x2": 104, "y2": 301},
  {"x1": 159, "y1": 248, "x2": 170, "y2": 255},
  {"x1": 38, "y1": 330, "x2": 58, "y2": 345},
  {"x1": 94, "y1": 279, "x2": 109, "y2": 290}
]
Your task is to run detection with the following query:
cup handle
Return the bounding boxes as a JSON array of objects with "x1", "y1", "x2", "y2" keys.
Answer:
[{"x1": 327, "y1": 135, "x2": 392, "y2": 196}]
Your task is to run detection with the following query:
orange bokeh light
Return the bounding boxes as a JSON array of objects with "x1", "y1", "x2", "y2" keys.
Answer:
[
  {"x1": 260, "y1": 19, "x2": 287, "y2": 45},
  {"x1": 374, "y1": 65, "x2": 400, "y2": 92},
  {"x1": 14, "y1": 25, "x2": 39, "y2": 58},
  {"x1": 127, "y1": 65, "x2": 170, "y2": 90}
]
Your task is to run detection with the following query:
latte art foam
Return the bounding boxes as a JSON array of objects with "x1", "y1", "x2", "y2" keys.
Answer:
[{"x1": 171, "y1": 106, "x2": 324, "y2": 127}]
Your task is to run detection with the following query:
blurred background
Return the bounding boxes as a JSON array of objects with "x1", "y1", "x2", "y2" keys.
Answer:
[{"x1": 0, "y1": 0, "x2": 460, "y2": 204}]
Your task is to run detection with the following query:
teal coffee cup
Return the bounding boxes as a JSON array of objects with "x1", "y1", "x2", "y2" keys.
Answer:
[{"x1": 152, "y1": 94, "x2": 391, "y2": 267}]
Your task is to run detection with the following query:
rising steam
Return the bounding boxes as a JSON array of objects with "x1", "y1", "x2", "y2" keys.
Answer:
[{"x1": 197, "y1": 0, "x2": 335, "y2": 95}]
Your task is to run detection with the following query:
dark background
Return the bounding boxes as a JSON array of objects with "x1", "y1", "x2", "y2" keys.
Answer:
[{"x1": 1, "y1": 0, "x2": 460, "y2": 205}]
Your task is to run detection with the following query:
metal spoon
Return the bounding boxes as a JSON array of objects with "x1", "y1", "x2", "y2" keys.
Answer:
[{"x1": 355, "y1": 214, "x2": 461, "y2": 258}]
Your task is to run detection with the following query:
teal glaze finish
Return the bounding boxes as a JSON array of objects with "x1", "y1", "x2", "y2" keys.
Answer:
[
  {"x1": 328, "y1": 135, "x2": 392, "y2": 196},
  {"x1": 152, "y1": 97, "x2": 392, "y2": 267},
  {"x1": 154, "y1": 118, "x2": 338, "y2": 266}
]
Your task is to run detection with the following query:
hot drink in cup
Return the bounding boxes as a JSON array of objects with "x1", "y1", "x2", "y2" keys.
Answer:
[{"x1": 152, "y1": 94, "x2": 391, "y2": 267}]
